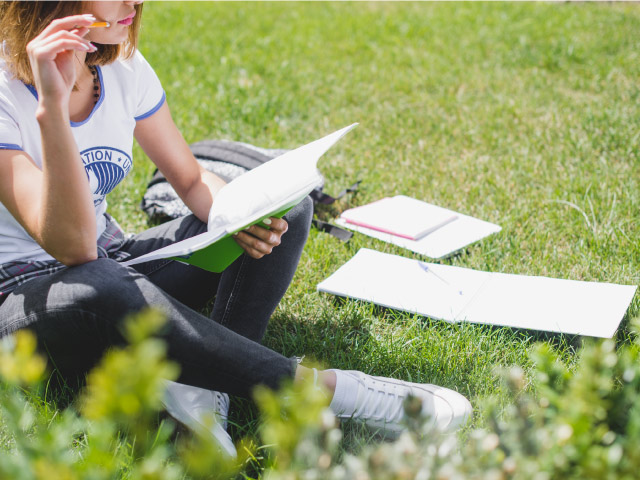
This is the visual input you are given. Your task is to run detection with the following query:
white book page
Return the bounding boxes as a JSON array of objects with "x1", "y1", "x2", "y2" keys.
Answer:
[
  {"x1": 123, "y1": 229, "x2": 228, "y2": 267},
  {"x1": 336, "y1": 210, "x2": 501, "y2": 259},
  {"x1": 208, "y1": 123, "x2": 358, "y2": 232},
  {"x1": 458, "y1": 273, "x2": 637, "y2": 338},
  {"x1": 316, "y1": 248, "x2": 490, "y2": 322},
  {"x1": 340, "y1": 196, "x2": 458, "y2": 240}
]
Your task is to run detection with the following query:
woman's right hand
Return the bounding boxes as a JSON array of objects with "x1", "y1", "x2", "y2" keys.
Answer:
[{"x1": 26, "y1": 14, "x2": 97, "y2": 108}]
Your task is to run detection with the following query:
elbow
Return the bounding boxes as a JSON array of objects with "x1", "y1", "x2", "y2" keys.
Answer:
[
  {"x1": 47, "y1": 240, "x2": 98, "y2": 266},
  {"x1": 37, "y1": 219, "x2": 99, "y2": 266},
  {"x1": 58, "y1": 250, "x2": 98, "y2": 267}
]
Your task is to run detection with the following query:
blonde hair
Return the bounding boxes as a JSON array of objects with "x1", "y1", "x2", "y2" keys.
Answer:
[{"x1": 0, "y1": 1, "x2": 143, "y2": 85}]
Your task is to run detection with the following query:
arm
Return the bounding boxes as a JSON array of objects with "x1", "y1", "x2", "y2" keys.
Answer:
[
  {"x1": 0, "y1": 15, "x2": 99, "y2": 266},
  {"x1": 134, "y1": 101, "x2": 225, "y2": 223},
  {"x1": 134, "y1": 102, "x2": 288, "y2": 259}
]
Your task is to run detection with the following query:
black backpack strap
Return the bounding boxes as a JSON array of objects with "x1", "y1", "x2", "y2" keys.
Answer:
[
  {"x1": 312, "y1": 219, "x2": 353, "y2": 242},
  {"x1": 310, "y1": 180, "x2": 362, "y2": 205},
  {"x1": 144, "y1": 140, "x2": 276, "y2": 189},
  {"x1": 309, "y1": 179, "x2": 360, "y2": 242},
  {"x1": 189, "y1": 140, "x2": 273, "y2": 170},
  {"x1": 146, "y1": 168, "x2": 168, "y2": 188}
]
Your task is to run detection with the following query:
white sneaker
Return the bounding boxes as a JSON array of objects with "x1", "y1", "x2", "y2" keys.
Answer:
[
  {"x1": 329, "y1": 370, "x2": 472, "y2": 438},
  {"x1": 163, "y1": 381, "x2": 237, "y2": 457}
]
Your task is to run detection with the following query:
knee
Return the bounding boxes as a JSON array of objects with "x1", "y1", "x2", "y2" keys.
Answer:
[
  {"x1": 285, "y1": 195, "x2": 314, "y2": 234},
  {"x1": 174, "y1": 214, "x2": 207, "y2": 238},
  {"x1": 57, "y1": 258, "x2": 147, "y2": 314}
]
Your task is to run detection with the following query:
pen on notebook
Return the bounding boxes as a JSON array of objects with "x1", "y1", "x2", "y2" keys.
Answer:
[
  {"x1": 88, "y1": 21, "x2": 110, "y2": 28},
  {"x1": 418, "y1": 262, "x2": 463, "y2": 296}
]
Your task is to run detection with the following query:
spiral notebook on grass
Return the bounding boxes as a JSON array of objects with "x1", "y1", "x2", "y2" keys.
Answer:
[
  {"x1": 340, "y1": 196, "x2": 458, "y2": 240},
  {"x1": 336, "y1": 196, "x2": 501, "y2": 259},
  {"x1": 317, "y1": 248, "x2": 637, "y2": 338}
]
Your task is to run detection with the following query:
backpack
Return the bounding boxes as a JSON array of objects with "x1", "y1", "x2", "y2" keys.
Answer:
[{"x1": 140, "y1": 139, "x2": 359, "y2": 241}]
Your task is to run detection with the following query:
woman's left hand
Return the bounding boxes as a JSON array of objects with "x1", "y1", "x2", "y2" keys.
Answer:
[{"x1": 233, "y1": 217, "x2": 288, "y2": 259}]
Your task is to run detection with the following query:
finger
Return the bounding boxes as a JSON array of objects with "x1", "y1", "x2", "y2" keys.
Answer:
[
  {"x1": 236, "y1": 231, "x2": 274, "y2": 254},
  {"x1": 232, "y1": 235, "x2": 265, "y2": 259},
  {"x1": 264, "y1": 217, "x2": 288, "y2": 233},
  {"x1": 38, "y1": 14, "x2": 96, "y2": 38},
  {"x1": 30, "y1": 30, "x2": 94, "y2": 56},
  {"x1": 39, "y1": 29, "x2": 93, "y2": 46},
  {"x1": 233, "y1": 231, "x2": 274, "y2": 257},
  {"x1": 242, "y1": 224, "x2": 282, "y2": 247},
  {"x1": 71, "y1": 27, "x2": 90, "y2": 38},
  {"x1": 32, "y1": 37, "x2": 95, "y2": 60}
]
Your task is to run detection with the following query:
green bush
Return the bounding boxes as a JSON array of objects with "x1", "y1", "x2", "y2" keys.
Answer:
[
  {"x1": 1, "y1": 312, "x2": 639, "y2": 479},
  {"x1": 0, "y1": 310, "x2": 237, "y2": 480}
]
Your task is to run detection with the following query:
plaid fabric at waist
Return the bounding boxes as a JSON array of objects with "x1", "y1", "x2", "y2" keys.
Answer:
[{"x1": 0, "y1": 215, "x2": 131, "y2": 300}]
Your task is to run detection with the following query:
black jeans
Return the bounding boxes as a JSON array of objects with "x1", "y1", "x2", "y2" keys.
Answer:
[{"x1": 0, "y1": 197, "x2": 313, "y2": 398}]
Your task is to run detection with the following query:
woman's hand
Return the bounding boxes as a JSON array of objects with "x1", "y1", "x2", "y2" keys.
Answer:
[
  {"x1": 26, "y1": 14, "x2": 96, "y2": 108},
  {"x1": 233, "y1": 217, "x2": 289, "y2": 259}
]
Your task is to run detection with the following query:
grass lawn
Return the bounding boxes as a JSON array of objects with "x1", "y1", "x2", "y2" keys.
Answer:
[{"x1": 104, "y1": 0, "x2": 640, "y2": 462}]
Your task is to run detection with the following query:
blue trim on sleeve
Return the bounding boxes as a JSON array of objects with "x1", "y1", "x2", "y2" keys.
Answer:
[
  {"x1": 0, "y1": 143, "x2": 23, "y2": 151},
  {"x1": 71, "y1": 65, "x2": 105, "y2": 128},
  {"x1": 134, "y1": 91, "x2": 166, "y2": 121}
]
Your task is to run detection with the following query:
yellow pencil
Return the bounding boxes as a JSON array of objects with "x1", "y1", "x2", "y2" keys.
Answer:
[{"x1": 88, "y1": 21, "x2": 110, "y2": 29}]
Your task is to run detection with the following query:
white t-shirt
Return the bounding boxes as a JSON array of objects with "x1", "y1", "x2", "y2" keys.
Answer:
[{"x1": 0, "y1": 50, "x2": 165, "y2": 264}]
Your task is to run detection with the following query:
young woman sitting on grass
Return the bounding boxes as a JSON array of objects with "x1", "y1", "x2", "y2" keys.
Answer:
[{"x1": 0, "y1": 0, "x2": 471, "y2": 457}]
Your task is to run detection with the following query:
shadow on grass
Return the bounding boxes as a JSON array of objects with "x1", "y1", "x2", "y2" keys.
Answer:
[{"x1": 319, "y1": 293, "x2": 585, "y2": 352}]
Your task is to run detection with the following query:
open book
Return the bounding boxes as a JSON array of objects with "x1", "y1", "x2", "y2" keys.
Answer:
[
  {"x1": 124, "y1": 123, "x2": 358, "y2": 272},
  {"x1": 317, "y1": 248, "x2": 637, "y2": 338}
]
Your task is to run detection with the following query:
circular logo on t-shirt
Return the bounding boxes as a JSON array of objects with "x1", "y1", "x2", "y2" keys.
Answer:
[{"x1": 80, "y1": 147, "x2": 132, "y2": 206}]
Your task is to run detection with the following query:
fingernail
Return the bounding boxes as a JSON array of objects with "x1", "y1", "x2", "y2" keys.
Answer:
[
  {"x1": 263, "y1": 218, "x2": 272, "y2": 225},
  {"x1": 83, "y1": 14, "x2": 97, "y2": 21},
  {"x1": 89, "y1": 42, "x2": 97, "y2": 52}
]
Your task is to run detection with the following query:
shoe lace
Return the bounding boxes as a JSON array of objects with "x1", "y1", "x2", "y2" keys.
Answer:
[
  {"x1": 355, "y1": 378, "x2": 407, "y2": 423},
  {"x1": 213, "y1": 391, "x2": 230, "y2": 429}
]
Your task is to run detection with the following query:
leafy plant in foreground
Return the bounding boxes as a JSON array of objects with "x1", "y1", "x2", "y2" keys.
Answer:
[
  {"x1": 1, "y1": 313, "x2": 640, "y2": 479},
  {"x1": 0, "y1": 310, "x2": 238, "y2": 480}
]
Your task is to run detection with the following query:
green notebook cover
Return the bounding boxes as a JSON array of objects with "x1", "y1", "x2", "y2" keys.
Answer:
[{"x1": 169, "y1": 206, "x2": 292, "y2": 273}]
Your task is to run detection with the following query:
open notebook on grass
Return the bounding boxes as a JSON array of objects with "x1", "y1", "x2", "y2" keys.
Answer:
[
  {"x1": 317, "y1": 248, "x2": 637, "y2": 338},
  {"x1": 336, "y1": 196, "x2": 501, "y2": 259},
  {"x1": 124, "y1": 123, "x2": 357, "y2": 272}
]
